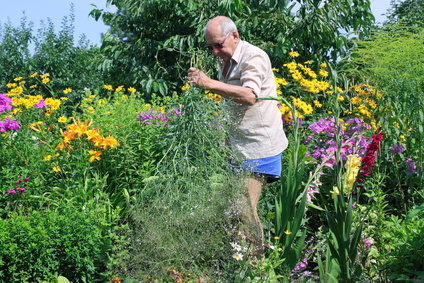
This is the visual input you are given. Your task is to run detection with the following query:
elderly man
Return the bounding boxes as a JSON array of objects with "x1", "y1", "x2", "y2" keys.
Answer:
[{"x1": 188, "y1": 16, "x2": 288, "y2": 254}]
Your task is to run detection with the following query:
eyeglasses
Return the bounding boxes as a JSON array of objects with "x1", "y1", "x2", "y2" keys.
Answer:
[{"x1": 205, "y1": 32, "x2": 231, "y2": 51}]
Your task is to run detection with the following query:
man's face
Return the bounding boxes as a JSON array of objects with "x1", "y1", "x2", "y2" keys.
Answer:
[{"x1": 205, "y1": 27, "x2": 236, "y2": 62}]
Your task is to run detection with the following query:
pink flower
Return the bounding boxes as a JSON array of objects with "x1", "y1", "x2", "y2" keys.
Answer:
[
  {"x1": 34, "y1": 99, "x2": 46, "y2": 108},
  {"x1": 16, "y1": 187, "x2": 26, "y2": 193},
  {"x1": 7, "y1": 189, "x2": 16, "y2": 194}
]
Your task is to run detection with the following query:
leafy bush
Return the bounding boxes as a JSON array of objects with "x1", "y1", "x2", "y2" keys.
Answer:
[
  {"x1": 379, "y1": 207, "x2": 424, "y2": 281},
  {"x1": 0, "y1": 207, "x2": 119, "y2": 282}
]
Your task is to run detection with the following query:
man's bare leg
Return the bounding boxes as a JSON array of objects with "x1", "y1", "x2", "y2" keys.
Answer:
[{"x1": 240, "y1": 174, "x2": 266, "y2": 255}]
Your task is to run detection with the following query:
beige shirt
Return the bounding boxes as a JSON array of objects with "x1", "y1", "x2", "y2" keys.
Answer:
[{"x1": 219, "y1": 40, "x2": 288, "y2": 160}]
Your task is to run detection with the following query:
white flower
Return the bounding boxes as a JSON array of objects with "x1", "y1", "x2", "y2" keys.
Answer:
[
  {"x1": 232, "y1": 252, "x2": 244, "y2": 261},
  {"x1": 230, "y1": 242, "x2": 242, "y2": 252}
]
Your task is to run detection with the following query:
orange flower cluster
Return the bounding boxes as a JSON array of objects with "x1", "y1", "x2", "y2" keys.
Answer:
[{"x1": 56, "y1": 119, "x2": 120, "y2": 162}]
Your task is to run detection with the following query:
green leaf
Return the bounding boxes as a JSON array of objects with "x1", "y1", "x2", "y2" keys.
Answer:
[{"x1": 406, "y1": 204, "x2": 424, "y2": 221}]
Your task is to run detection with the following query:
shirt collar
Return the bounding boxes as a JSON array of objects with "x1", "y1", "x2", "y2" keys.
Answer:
[{"x1": 231, "y1": 39, "x2": 244, "y2": 64}]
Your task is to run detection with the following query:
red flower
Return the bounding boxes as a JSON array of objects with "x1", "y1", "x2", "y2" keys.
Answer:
[
  {"x1": 366, "y1": 143, "x2": 380, "y2": 152},
  {"x1": 359, "y1": 132, "x2": 384, "y2": 177},
  {"x1": 372, "y1": 132, "x2": 384, "y2": 142}
]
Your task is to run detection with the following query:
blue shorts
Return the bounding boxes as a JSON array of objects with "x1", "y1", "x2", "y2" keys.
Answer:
[{"x1": 231, "y1": 153, "x2": 282, "y2": 183}]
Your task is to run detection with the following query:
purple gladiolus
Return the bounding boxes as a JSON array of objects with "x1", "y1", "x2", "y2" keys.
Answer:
[
  {"x1": 390, "y1": 144, "x2": 405, "y2": 155},
  {"x1": 406, "y1": 159, "x2": 417, "y2": 175}
]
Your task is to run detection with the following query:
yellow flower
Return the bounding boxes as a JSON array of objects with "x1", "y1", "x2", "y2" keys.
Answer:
[
  {"x1": 288, "y1": 51, "x2": 300, "y2": 58},
  {"x1": 58, "y1": 117, "x2": 67, "y2": 123},
  {"x1": 41, "y1": 73, "x2": 50, "y2": 78},
  {"x1": 272, "y1": 67, "x2": 280, "y2": 72},
  {"x1": 302, "y1": 104, "x2": 313, "y2": 115},
  {"x1": 115, "y1": 85, "x2": 124, "y2": 92},
  {"x1": 367, "y1": 99, "x2": 377, "y2": 109},
  {"x1": 343, "y1": 154, "x2": 361, "y2": 194},
  {"x1": 42, "y1": 78, "x2": 50, "y2": 84},
  {"x1": 60, "y1": 97, "x2": 68, "y2": 100},
  {"x1": 319, "y1": 69, "x2": 329, "y2": 77},
  {"x1": 400, "y1": 135, "x2": 406, "y2": 142},
  {"x1": 88, "y1": 150, "x2": 102, "y2": 162},
  {"x1": 351, "y1": 97, "x2": 362, "y2": 105},
  {"x1": 30, "y1": 84, "x2": 37, "y2": 89},
  {"x1": 284, "y1": 230, "x2": 292, "y2": 235},
  {"x1": 44, "y1": 155, "x2": 52, "y2": 161},
  {"x1": 128, "y1": 87, "x2": 136, "y2": 93},
  {"x1": 330, "y1": 186, "x2": 340, "y2": 197},
  {"x1": 307, "y1": 70, "x2": 317, "y2": 78},
  {"x1": 9, "y1": 86, "x2": 23, "y2": 96},
  {"x1": 313, "y1": 100, "x2": 322, "y2": 108},
  {"x1": 63, "y1": 88, "x2": 72, "y2": 94},
  {"x1": 320, "y1": 62, "x2": 327, "y2": 68},
  {"x1": 104, "y1": 85, "x2": 114, "y2": 91},
  {"x1": 338, "y1": 95, "x2": 345, "y2": 101},
  {"x1": 30, "y1": 72, "x2": 38, "y2": 78},
  {"x1": 275, "y1": 77, "x2": 288, "y2": 86},
  {"x1": 393, "y1": 121, "x2": 400, "y2": 129},
  {"x1": 45, "y1": 98, "x2": 61, "y2": 110},
  {"x1": 97, "y1": 99, "x2": 107, "y2": 107},
  {"x1": 53, "y1": 166, "x2": 61, "y2": 172},
  {"x1": 291, "y1": 71, "x2": 303, "y2": 81},
  {"x1": 181, "y1": 83, "x2": 190, "y2": 92},
  {"x1": 304, "y1": 60, "x2": 313, "y2": 64},
  {"x1": 12, "y1": 108, "x2": 23, "y2": 114},
  {"x1": 274, "y1": 236, "x2": 280, "y2": 240},
  {"x1": 284, "y1": 62, "x2": 297, "y2": 70},
  {"x1": 99, "y1": 135, "x2": 120, "y2": 149},
  {"x1": 14, "y1": 77, "x2": 23, "y2": 81}
]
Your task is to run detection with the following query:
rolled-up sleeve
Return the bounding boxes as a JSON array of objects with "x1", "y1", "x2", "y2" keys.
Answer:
[{"x1": 240, "y1": 53, "x2": 268, "y2": 97}]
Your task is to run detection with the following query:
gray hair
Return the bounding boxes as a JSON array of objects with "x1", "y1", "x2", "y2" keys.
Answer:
[{"x1": 205, "y1": 16, "x2": 238, "y2": 37}]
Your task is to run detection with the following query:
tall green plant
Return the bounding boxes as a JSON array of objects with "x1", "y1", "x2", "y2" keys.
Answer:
[{"x1": 315, "y1": 87, "x2": 368, "y2": 282}]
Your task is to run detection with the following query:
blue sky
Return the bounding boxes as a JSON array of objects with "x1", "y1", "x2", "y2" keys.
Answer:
[
  {"x1": 0, "y1": 0, "x2": 391, "y2": 46},
  {"x1": 0, "y1": 0, "x2": 115, "y2": 46}
]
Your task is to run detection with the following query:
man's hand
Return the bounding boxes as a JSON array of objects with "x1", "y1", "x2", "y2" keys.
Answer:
[
  {"x1": 187, "y1": 67, "x2": 256, "y2": 105},
  {"x1": 188, "y1": 67, "x2": 210, "y2": 88}
]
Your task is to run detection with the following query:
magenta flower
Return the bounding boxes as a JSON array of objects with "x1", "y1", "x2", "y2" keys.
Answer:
[
  {"x1": 16, "y1": 187, "x2": 26, "y2": 193},
  {"x1": 7, "y1": 189, "x2": 17, "y2": 194},
  {"x1": 362, "y1": 238, "x2": 372, "y2": 249},
  {"x1": 305, "y1": 117, "x2": 370, "y2": 167},
  {"x1": 406, "y1": 159, "x2": 417, "y2": 175},
  {"x1": 0, "y1": 93, "x2": 13, "y2": 113},
  {"x1": 0, "y1": 117, "x2": 21, "y2": 132},
  {"x1": 34, "y1": 99, "x2": 46, "y2": 108}
]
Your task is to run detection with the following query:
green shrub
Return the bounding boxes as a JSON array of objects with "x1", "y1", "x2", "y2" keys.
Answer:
[
  {"x1": 0, "y1": 207, "x2": 117, "y2": 282},
  {"x1": 379, "y1": 207, "x2": 424, "y2": 281}
]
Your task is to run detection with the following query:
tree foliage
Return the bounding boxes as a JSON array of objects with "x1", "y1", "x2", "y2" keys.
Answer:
[
  {"x1": 0, "y1": 4, "x2": 104, "y2": 97},
  {"x1": 90, "y1": 0, "x2": 375, "y2": 99},
  {"x1": 386, "y1": 0, "x2": 424, "y2": 27}
]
